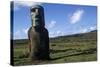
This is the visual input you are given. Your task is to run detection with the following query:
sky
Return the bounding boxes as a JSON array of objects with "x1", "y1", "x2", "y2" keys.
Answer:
[{"x1": 12, "y1": 1, "x2": 97, "y2": 39}]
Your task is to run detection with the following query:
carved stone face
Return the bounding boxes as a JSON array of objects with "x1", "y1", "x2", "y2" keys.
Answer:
[
  {"x1": 31, "y1": 8, "x2": 40, "y2": 27},
  {"x1": 31, "y1": 5, "x2": 45, "y2": 27}
]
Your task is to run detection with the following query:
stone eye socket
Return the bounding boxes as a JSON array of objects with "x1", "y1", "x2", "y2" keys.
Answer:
[
  {"x1": 31, "y1": 8, "x2": 35, "y2": 12},
  {"x1": 31, "y1": 8, "x2": 38, "y2": 12},
  {"x1": 31, "y1": 9, "x2": 39, "y2": 16}
]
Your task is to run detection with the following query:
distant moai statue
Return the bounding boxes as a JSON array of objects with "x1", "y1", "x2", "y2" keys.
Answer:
[{"x1": 28, "y1": 5, "x2": 50, "y2": 60}]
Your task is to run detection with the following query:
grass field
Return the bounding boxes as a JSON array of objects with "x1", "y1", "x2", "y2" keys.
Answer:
[{"x1": 12, "y1": 30, "x2": 97, "y2": 66}]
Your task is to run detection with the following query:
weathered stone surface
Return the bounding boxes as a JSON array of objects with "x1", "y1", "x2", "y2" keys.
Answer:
[{"x1": 28, "y1": 5, "x2": 50, "y2": 60}]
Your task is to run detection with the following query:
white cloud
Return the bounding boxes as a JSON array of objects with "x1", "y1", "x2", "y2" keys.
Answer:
[
  {"x1": 14, "y1": 4, "x2": 20, "y2": 11},
  {"x1": 89, "y1": 26, "x2": 97, "y2": 30},
  {"x1": 14, "y1": 27, "x2": 29, "y2": 39},
  {"x1": 56, "y1": 30, "x2": 64, "y2": 35},
  {"x1": 14, "y1": 30, "x2": 20, "y2": 36},
  {"x1": 14, "y1": 1, "x2": 42, "y2": 7},
  {"x1": 14, "y1": 30, "x2": 22, "y2": 39},
  {"x1": 73, "y1": 26, "x2": 97, "y2": 34},
  {"x1": 15, "y1": 27, "x2": 29, "y2": 36},
  {"x1": 72, "y1": 28, "x2": 88, "y2": 34},
  {"x1": 47, "y1": 20, "x2": 56, "y2": 28},
  {"x1": 14, "y1": 1, "x2": 42, "y2": 11},
  {"x1": 81, "y1": 28, "x2": 88, "y2": 33},
  {"x1": 23, "y1": 27, "x2": 29, "y2": 34},
  {"x1": 49, "y1": 30, "x2": 64, "y2": 38},
  {"x1": 56, "y1": 30, "x2": 61, "y2": 34},
  {"x1": 49, "y1": 32, "x2": 55, "y2": 37},
  {"x1": 70, "y1": 9, "x2": 84, "y2": 24}
]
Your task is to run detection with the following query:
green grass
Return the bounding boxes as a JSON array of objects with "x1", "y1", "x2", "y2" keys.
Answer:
[
  {"x1": 13, "y1": 41, "x2": 97, "y2": 66},
  {"x1": 12, "y1": 30, "x2": 97, "y2": 66}
]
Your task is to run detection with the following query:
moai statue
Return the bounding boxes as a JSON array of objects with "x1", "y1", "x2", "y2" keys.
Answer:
[{"x1": 28, "y1": 5, "x2": 50, "y2": 60}]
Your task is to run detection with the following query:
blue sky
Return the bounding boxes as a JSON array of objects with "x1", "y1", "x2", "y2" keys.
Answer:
[{"x1": 12, "y1": 1, "x2": 97, "y2": 39}]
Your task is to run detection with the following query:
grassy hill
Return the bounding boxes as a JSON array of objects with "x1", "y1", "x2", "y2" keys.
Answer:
[
  {"x1": 50, "y1": 30, "x2": 97, "y2": 42},
  {"x1": 13, "y1": 30, "x2": 97, "y2": 44},
  {"x1": 12, "y1": 30, "x2": 97, "y2": 66}
]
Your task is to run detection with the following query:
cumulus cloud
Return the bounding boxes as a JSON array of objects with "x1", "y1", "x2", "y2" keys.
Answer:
[
  {"x1": 47, "y1": 20, "x2": 56, "y2": 29},
  {"x1": 14, "y1": 30, "x2": 22, "y2": 39},
  {"x1": 15, "y1": 27, "x2": 29, "y2": 36},
  {"x1": 89, "y1": 26, "x2": 97, "y2": 30},
  {"x1": 56, "y1": 30, "x2": 61, "y2": 34},
  {"x1": 14, "y1": 1, "x2": 42, "y2": 7},
  {"x1": 49, "y1": 30, "x2": 64, "y2": 37},
  {"x1": 81, "y1": 28, "x2": 88, "y2": 33},
  {"x1": 14, "y1": 27, "x2": 29, "y2": 39},
  {"x1": 23, "y1": 27, "x2": 29, "y2": 34},
  {"x1": 76, "y1": 26, "x2": 97, "y2": 34},
  {"x1": 14, "y1": 1, "x2": 42, "y2": 11},
  {"x1": 72, "y1": 28, "x2": 88, "y2": 34},
  {"x1": 70, "y1": 9, "x2": 84, "y2": 24},
  {"x1": 14, "y1": 30, "x2": 20, "y2": 35},
  {"x1": 14, "y1": 4, "x2": 20, "y2": 11},
  {"x1": 56, "y1": 30, "x2": 64, "y2": 36},
  {"x1": 49, "y1": 32, "x2": 55, "y2": 37}
]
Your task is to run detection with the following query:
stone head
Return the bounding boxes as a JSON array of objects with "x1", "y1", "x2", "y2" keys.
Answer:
[{"x1": 30, "y1": 5, "x2": 45, "y2": 27}]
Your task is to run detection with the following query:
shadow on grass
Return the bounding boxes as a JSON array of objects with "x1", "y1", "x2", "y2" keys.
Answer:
[
  {"x1": 15, "y1": 48, "x2": 97, "y2": 61},
  {"x1": 50, "y1": 48, "x2": 97, "y2": 60},
  {"x1": 50, "y1": 48, "x2": 76, "y2": 54}
]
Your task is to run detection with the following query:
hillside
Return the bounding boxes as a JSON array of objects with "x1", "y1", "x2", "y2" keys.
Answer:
[
  {"x1": 50, "y1": 30, "x2": 97, "y2": 43},
  {"x1": 12, "y1": 30, "x2": 97, "y2": 65},
  {"x1": 13, "y1": 30, "x2": 97, "y2": 44}
]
